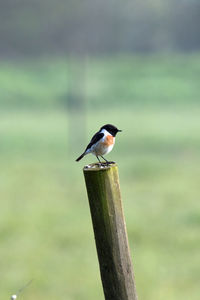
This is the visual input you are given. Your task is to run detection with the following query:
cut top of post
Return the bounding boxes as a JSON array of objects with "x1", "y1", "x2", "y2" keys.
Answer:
[{"x1": 83, "y1": 162, "x2": 117, "y2": 172}]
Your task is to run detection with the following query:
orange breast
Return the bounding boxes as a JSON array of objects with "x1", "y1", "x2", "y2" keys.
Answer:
[{"x1": 103, "y1": 135, "x2": 114, "y2": 146}]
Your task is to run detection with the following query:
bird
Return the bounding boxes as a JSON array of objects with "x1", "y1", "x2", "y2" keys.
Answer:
[{"x1": 76, "y1": 124, "x2": 122, "y2": 164}]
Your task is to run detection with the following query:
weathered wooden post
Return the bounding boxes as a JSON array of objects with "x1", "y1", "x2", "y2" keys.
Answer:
[{"x1": 83, "y1": 163, "x2": 138, "y2": 300}]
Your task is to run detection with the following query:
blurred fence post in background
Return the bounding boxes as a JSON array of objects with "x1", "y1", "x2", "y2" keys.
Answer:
[
  {"x1": 66, "y1": 55, "x2": 88, "y2": 156},
  {"x1": 84, "y1": 163, "x2": 138, "y2": 300}
]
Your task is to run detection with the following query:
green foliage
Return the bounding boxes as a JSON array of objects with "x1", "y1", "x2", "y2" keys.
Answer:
[
  {"x1": 1, "y1": 54, "x2": 200, "y2": 109},
  {"x1": 1, "y1": 55, "x2": 200, "y2": 299}
]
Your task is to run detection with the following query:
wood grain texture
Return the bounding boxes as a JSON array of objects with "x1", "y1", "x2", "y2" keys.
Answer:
[{"x1": 84, "y1": 163, "x2": 138, "y2": 300}]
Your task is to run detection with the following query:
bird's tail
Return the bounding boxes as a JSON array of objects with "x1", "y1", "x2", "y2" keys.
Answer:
[{"x1": 76, "y1": 153, "x2": 85, "y2": 162}]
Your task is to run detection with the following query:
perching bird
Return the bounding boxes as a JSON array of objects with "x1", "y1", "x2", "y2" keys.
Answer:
[{"x1": 76, "y1": 124, "x2": 122, "y2": 164}]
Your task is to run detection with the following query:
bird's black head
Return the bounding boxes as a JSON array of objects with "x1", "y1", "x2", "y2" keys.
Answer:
[{"x1": 100, "y1": 124, "x2": 122, "y2": 137}]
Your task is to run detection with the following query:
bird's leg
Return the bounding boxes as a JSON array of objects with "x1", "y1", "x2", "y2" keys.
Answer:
[
  {"x1": 96, "y1": 156, "x2": 102, "y2": 164},
  {"x1": 100, "y1": 155, "x2": 109, "y2": 163},
  {"x1": 100, "y1": 156, "x2": 115, "y2": 165}
]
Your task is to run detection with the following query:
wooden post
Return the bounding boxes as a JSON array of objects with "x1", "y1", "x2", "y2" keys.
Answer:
[{"x1": 83, "y1": 163, "x2": 138, "y2": 300}]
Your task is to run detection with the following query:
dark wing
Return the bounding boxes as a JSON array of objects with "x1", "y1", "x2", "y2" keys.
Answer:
[{"x1": 85, "y1": 132, "x2": 104, "y2": 151}]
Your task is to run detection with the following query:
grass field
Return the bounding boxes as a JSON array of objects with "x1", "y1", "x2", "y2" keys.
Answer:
[{"x1": 1, "y1": 55, "x2": 200, "y2": 299}]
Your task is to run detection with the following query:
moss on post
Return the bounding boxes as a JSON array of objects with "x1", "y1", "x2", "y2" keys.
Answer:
[{"x1": 84, "y1": 163, "x2": 137, "y2": 300}]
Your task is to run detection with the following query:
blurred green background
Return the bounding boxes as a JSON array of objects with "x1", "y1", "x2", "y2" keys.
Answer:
[{"x1": 1, "y1": 1, "x2": 200, "y2": 299}]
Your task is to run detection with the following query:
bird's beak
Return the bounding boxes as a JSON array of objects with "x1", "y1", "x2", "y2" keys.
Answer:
[{"x1": 118, "y1": 129, "x2": 122, "y2": 132}]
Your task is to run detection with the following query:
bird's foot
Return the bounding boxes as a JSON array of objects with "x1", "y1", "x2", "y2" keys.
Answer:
[
  {"x1": 107, "y1": 161, "x2": 115, "y2": 164},
  {"x1": 94, "y1": 161, "x2": 115, "y2": 168},
  {"x1": 103, "y1": 161, "x2": 115, "y2": 165},
  {"x1": 103, "y1": 161, "x2": 116, "y2": 166}
]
